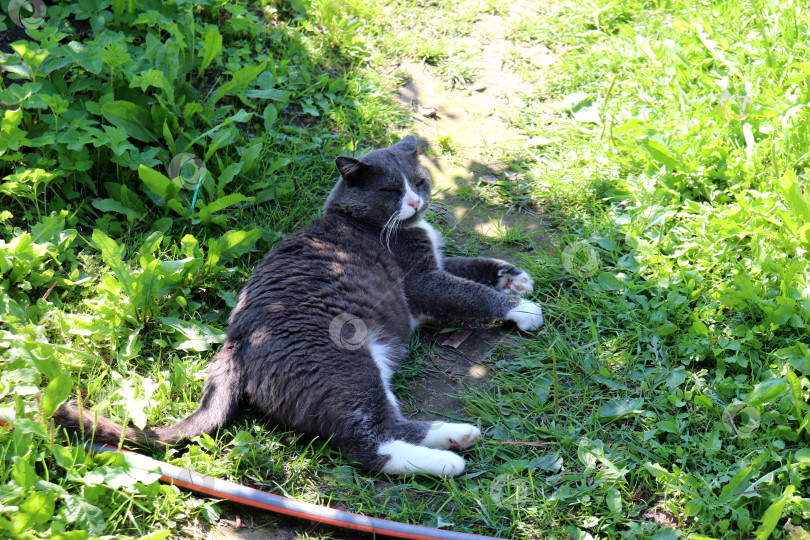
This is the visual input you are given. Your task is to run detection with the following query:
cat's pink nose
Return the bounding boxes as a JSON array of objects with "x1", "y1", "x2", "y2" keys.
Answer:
[{"x1": 407, "y1": 199, "x2": 419, "y2": 210}]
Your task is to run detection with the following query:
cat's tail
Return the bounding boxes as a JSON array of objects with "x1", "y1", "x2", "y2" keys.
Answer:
[{"x1": 52, "y1": 342, "x2": 243, "y2": 449}]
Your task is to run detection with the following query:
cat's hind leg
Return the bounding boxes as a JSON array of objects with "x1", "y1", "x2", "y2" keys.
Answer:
[
  {"x1": 378, "y1": 440, "x2": 467, "y2": 476},
  {"x1": 375, "y1": 420, "x2": 480, "y2": 476},
  {"x1": 420, "y1": 421, "x2": 481, "y2": 450}
]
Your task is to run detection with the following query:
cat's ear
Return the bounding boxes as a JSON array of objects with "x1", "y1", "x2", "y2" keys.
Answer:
[
  {"x1": 394, "y1": 135, "x2": 418, "y2": 155},
  {"x1": 335, "y1": 156, "x2": 366, "y2": 180}
]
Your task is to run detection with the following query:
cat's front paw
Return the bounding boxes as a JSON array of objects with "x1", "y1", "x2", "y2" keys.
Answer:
[
  {"x1": 506, "y1": 299, "x2": 544, "y2": 331},
  {"x1": 497, "y1": 267, "x2": 534, "y2": 296}
]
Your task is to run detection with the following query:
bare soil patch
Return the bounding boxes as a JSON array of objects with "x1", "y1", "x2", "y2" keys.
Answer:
[{"x1": 390, "y1": 1, "x2": 556, "y2": 422}]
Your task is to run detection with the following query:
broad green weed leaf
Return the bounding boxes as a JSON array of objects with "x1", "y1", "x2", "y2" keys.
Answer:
[
  {"x1": 120, "y1": 327, "x2": 143, "y2": 361},
  {"x1": 162, "y1": 121, "x2": 176, "y2": 156},
  {"x1": 1, "y1": 107, "x2": 24, "y2": 135},
  {"x1": 638, "y1": 138, "x2": 681, "y2": 170},
  {"x1": 781, "y1": 169, "x2": 810, "y2": 221},
  {"x1": 217, "y1": 161, "x2": 242, "y2": 189},
  {"x1": 204, "y1": 126, "x2": 239, "y2": 161},
  {"x1": 49, "y1": 531, "x2": 91, "y2": 540},
  {"x1": 599, "y1": 398, "x2": 645, "y2": 421},
  {"x1": 533, "y1": 453, "x2": 562, "y2": 473},
  {"x1": 11, "y1": 491, "x2": 56, "y2": 533},
  {"x1": 205, "y1": 229, "x2": 261, "y2": 270},
  {"x1": 605, "y1": 486, "x2": 621, "y2": 513},
  {"x1": 755, "y1": 485, "x2": 796, "y2": 540},
  {"x1": 782, "y1": 105, "x2": 807, "y2": 151},
  {"x1": 10, "y1": 41, "x2": 49, "y2": 70},
  {"x1": 139, "y1": 164, "x2": 181, "y2": 201},
  {"x1": 100, "y1": 101, "x2": 156, "y2": 142},
  {"x1": 111, "y1": 0, "x2": 125, "y2": 23},
  {"x1": 95, "y1": 465, "x2": 138, "y2": 490},
  {"x1": 159, "y1": 316, "x2": 225, "y2": 351},
  {"x1": 153, "y1": 217, "x2": 173, "y2": 233},
  {"x1": 719, "y1": 453, "x2": 766, "y2": 504},
  {"x1": 196, "y1": 193, "x2": 254, "y2": 224},
  {"x1": 561, "y1": 92, "x2": 600, "y2": 124},
  {"x1": 130, "y1": 69, "x2": 174, "y2": 102},
  {"x1": 91, "y1": 198, "x2": 145, "y2": 222},
  {"x1": 785, "y1": 370, "x2": 804, "y2": 423},
  {"x1": 12, "y1": 456, "x2": 37, "y2": 487},
  {"x1": 53, "y1": 444, "x2": 78, "y2": 470},
  {"x1": 784, "y1": 62, "x2": 810, "y2": 86},
  {"x1": 121, "y1": 453, "x2": 163, "y2": 484},
  {"x1": 745, "y1": 378, "x2": 788, "y2": 407},
  {"x1": 239, "y1": 141, "x2": 263, "y2": 174},
  {"x1": 137, "y1": 531, "x2": 171, "y2": 540},
  {"x1": 212, "y1": 62, "x2": 268, "y2": 104},
  {"x1": 216, "y1": 228, "x2": 261, "y2": 261},
  {"x1": 263, "y1": 103, "x2": 278, "y2": 130},
  {"x1": 61, "y1": 494, "x2": 104, "y2": 537},
  {"x1": 11, "y1": 417, "x2": 48, "y2": 438},
  {"x1": 696, "y1": 28, "x2": 738, "y2": 74},
  {"x1": 30, "y1": 211, "x2": 68, "y2": 244},
  {"x1": 246, "y1": 87, "x2": 292, "y2": 101},
  {"x1": 92, "y1": 229, "x2": 131, "y2": 294},
  {"x1": 199, "y1": 27, "x2": 222, "y2": 75},
  {"x1": 684, "y1": 498, "x2": 703, "y2": 516},
  {"x1": 593, "y1": 272, "x2": 624, "y2": 291},
  {"x1": 576, "y1": 437, "x2": 603, "y2": 469},
  {"x1": 651, "y1": 529, "x2": 680, "y2": 540},
  {"x1": 167, "y1": 199, "x2": 186, "y2": 216},
  {"x1": 665, "y1": 369, "x2": 688, "y2": 389},
  {"x1": 114, "y1": 375, "x2": 156, "y2": 430},
  {"x1": 656, "y1": 420, "x2": 679, "y2": 433},
  {"x1": 565, "y1": 527, "x2": 595, "y2": 540},
  {"x1": 31, "y1": 357, "x2": 61, "y2": 380},
  {"x1": 40, "y1": 372, "x2": 72, "y2": 418},
  {"x1": 265, "y1": 157, "x2": 292, "y2": 174},
  {"x1": 160, "y1": 257, "x2": 200, "y2": 285},
  {"x1": 139, "y1": 231, "x2": 163, "y2": 256}
]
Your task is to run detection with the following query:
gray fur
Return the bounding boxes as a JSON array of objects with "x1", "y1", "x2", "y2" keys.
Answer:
[{"x1": 52, "y1": 135, "x2": 536, "y2": 472}]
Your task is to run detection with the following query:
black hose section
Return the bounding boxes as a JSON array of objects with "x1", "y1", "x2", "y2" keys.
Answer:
[{"x1": 68, "y1": 435, "x2": 507, "y2": 540}]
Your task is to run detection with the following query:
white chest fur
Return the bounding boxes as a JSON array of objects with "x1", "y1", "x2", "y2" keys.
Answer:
[{"x1": 412, "y1": 219, "x2": 444, "y2": 269}]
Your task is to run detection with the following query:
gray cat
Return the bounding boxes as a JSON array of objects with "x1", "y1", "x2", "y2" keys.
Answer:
[{"x1": 53, "y1": 136, "x2": 543, "y2": 476}]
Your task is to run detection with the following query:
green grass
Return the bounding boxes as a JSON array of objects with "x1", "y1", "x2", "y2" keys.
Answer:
[{"x1": 2, "y1": 0, "x2": 810, "y2": 539}]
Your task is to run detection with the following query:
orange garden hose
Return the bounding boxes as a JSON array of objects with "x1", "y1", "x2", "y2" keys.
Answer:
[{"x1": 0, "y1": 417, "x2": 506, "y2": 540}]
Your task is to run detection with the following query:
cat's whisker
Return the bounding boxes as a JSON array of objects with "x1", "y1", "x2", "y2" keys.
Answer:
[
  {"x1": 385, "y1": 213, "x2": 403, "y2": 250},
  {"x1": 380, "y1": 211, "x2": 399, "y2": 251}
]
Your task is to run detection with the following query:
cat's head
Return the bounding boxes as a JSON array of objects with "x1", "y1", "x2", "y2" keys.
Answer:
[{"x1": 324, "y1": 135, "x2": 432, "y2": 229}]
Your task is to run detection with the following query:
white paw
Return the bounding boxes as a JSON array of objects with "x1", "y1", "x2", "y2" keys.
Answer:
[
  {"x1": 506, "y1": 299, "x2": 544, "y2": 331},
  {"x1": 497, "y1": 270, "x2": 534, "y2": 296},
  {"x1": 379, "y1": 441, "x2": 467, "y2": 476},
  {"x1": 421, "y1": 422, "x2": 481, "y2": 450}
]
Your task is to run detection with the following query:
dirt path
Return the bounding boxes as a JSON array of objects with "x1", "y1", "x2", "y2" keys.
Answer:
[{"x1": 390, "y1": 1, "x2": 555, "y2": 423}]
